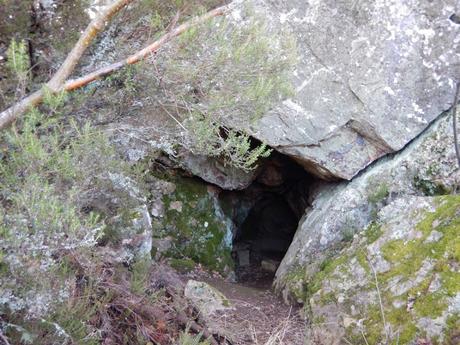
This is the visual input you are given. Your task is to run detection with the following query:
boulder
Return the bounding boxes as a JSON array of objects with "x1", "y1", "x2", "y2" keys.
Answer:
[
  {"x1": 178, "y1": 151, "x2": 259, "y2": 190},
  {"x1": 275, "y1": 112, "x2": 460, "y2": 292},
  {"x1": 235, "y1": 0, "x2": 460, "y2": 180},
  {"x1": 184, "y1": 280, "x2": 232, "y2": 316},
  {"x1": 300, "y1": 196, "x2": 460, "y2": 344}
]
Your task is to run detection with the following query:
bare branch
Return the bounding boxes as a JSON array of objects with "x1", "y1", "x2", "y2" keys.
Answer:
[
  {"x1": 452, "y1": 81, "x2": 460, "y2": 169},
  {"x1": 0, "y1": 0, "x2": 135, "y2": 130},
  {"x1": 0, "y1": 4, "x2": 229, "y2": 131},
  {"x1": 47, "y1": 0, "x2": 136, "y2": 91},
  {"x1": 64, "y1": 5, "x2": 228, "y2": 91}
]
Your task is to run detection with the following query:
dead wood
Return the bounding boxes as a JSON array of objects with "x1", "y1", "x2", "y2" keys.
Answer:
[
  {"x1": 63, "y1": 251, "x2": 222, "y2": 345},
  {"x1": 452, "y1": 81, "x2": 460, "y2": 168}
]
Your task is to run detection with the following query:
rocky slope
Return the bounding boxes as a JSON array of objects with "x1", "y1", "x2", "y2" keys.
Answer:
[{"x1": 0, "y1": 0, "x2": 459, "y2": 344}]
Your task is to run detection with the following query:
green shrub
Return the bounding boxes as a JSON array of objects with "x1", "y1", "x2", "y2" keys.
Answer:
[
  {"x1": 0, "y1": 101, "x2": 140, "y2": 319},
  {"x1": 6, "y1": 38, "x2": 30, "y2": 84},
  {"x1": 153, "y1": 10, "x2": 296, "y2": 170}
]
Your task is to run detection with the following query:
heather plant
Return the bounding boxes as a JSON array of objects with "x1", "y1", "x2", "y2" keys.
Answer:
[
  {"x1": 0, "y1": 99, "x2": 141, "y2": 319},
  {"x1": 4, "y1": 38, "x2": 30, "y2": 101},
  {"x1": 149, "y1": 10, "x2": 297, "y2": 170},
  {"x1": 6, "y1": 39, "x2": 30, "y2": 88}
]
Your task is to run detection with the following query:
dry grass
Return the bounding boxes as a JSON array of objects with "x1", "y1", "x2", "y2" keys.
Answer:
[{"x1": 252, "y1": 309, "x2": 307, "y2": 345}]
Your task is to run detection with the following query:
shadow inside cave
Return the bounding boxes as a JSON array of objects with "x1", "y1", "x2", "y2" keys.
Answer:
[{"x1": 220, "y1": 153, "x2": 317, "y2": 287}]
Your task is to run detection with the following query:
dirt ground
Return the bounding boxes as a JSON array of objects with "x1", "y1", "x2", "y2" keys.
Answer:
[{"x1": 182, "y1": 266, "x2": 308, "y2": 345}]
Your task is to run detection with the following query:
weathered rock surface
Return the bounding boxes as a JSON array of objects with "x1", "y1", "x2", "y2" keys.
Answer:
[
  {"x1": 149, "y1": 175, "x2": 235, "y2": 274},
  {"x1": 178, "y1": 151, "x2": 258, "y2": 190},
  {"x1": 276, "y1": 111, "x2": 460, "y2": 292},
  {"x1": 184, "y1": 280, "x2": 232, "y2": 316},
  {"x1": 237, "y1": 0, "x2": 460, "y2": 180},
  {"x1": 302, "y1": 196, "x2": 459, "y2": 344},
  {"x1": 2, "y1": 0, "x2": 460, "y2": 187}
]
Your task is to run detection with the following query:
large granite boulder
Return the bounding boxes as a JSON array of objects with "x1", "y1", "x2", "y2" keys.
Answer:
[
  {"x1": 301, "y1": 196, "x2": 460, "y2": 344},
  {"x1": 275, "y1": 111, "x2": 460, "y2": 294},
  {"x1": 239, "y1": 0, "x2": 460, "y2": 180}
]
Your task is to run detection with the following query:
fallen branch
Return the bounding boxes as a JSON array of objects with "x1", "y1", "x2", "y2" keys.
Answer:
[
  {"x1": 452, "y1": 81, "x2": 460, "y2": 169},
  {"x1": 0, "y1": 4, "x2": 229, "y2": 130},
  {"x1": 0, "y1": 0, "x2": 136, "y2": 129},
  {"x1": 64, "y1": 6, "x2": 228, "y2": 91}
]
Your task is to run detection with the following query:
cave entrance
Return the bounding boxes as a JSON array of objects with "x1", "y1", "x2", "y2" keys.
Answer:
[{"x1": 221, "y1": 153, "x2": 316, "y2": 287}]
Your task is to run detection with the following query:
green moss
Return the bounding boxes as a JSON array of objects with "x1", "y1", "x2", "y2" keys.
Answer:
[
  {"x1": 308, "y1": 255, "x2": 348, "y2": 296},
  {"x1": 356, "y1": 251, "x2": 371, "y2": 274},
  {"x1": 386, "y1": 308, "x2": 418, "y2": 344},
  {"x1": 413, "y1": 292, "x2": 447, "y2": 318},
  {"x1": 312, "y1": 314, "x2": 326, "y2": 324},
  {"x1": 306, "y1": 195, "x2": 460, "y2": 344},
  {"x1": 445, "y1": 314, "x2": 460, "y2": 345},
  {"x1": 381, "y1": 195, "x2": 460, "y2": 281},
  {"x1": 159, "y1": 176, "x2": 233, "y2": 273},
  {"x1": 376, "y1": 195, "x2": 460, "y2": 340},
  {"x1": 368, "y1": 183, "x2": 389, "y2": 205},
  {"x1": 365, "y1": 222, "x2": 383, "y2": 244},
  {"x1": 361, "y1": 304, "x2": 386, "y2": 344},
  {"x1": 319, "y1": 291, "x2": 337, "y2": 306},
  {"x1": 441, "y1": 270, "x2": 460, "y2": 296},
  {"x1": 282, "y1": 266, "x2": 309, "y2": 302}
]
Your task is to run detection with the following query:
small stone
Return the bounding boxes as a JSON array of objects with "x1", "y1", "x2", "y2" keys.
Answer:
[
  {"x1": 184, "y1": 280, "x2": 231, "y2": 317},
  {"x1": 425, "y1": 230, "x2": 443, "y2": 243},
  {"x1": 261, "y1": 259, "x2": 280, "y2": 273},
  {"x1": 392, "y1": 300, "x2": 405, "y2": 309},
  {"x1": 337, "y1": 294, "x2": 345, "y2": 304},
  {"x1": 343, "y1": 317, "x2": 355, "y2": 328},
  {"x1": 151, "y1": 201, "x2": 164, "y2": 218},
  {"x1": 169, "y1": 201, "x2": 183, "y2": 212},
  {"x1": 428, "y1": 274, "x2": 442, "y2": 293}
]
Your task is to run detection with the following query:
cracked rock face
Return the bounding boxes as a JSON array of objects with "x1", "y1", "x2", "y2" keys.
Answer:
[
  {"x1": 275, "y1": 110, "x2": 460, "y2": 296},
  {"x1": 240, "y1": 0, "x2": 460, "y2": 180}
]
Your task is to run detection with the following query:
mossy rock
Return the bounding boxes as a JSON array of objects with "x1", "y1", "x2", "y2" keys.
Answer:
[
  {"x1": 293, "y1": 195, "x2": 460, "y2": 344},
  {"x1": 154, "y1": 175, "x2": 234, "y2": 274}
]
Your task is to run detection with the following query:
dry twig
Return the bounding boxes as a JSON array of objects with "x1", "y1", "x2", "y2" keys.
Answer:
[{"x1": 452, "y1": 81, "x2": 460, "y2": 168}]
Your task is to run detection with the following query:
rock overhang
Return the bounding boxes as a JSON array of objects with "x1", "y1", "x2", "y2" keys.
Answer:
[{"x1": 232, "y1": 0, "x2": 460, "y2": 180}]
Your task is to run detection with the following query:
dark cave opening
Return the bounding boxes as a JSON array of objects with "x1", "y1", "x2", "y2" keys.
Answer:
[{"x1": 220, "y1": 153, "x2": 317, "y2": 286}]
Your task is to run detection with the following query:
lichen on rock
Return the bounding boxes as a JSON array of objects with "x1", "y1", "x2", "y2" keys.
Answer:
[
  {"x1": 150, "y1": 175, "x2": 234, "y2": 274},
  {"x1": 297, "y1": 195, "x2": 460, "y2": 344}
]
